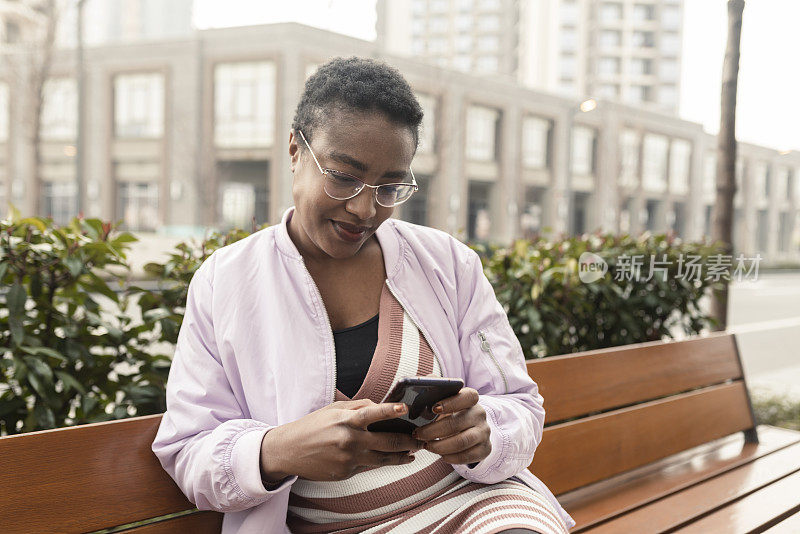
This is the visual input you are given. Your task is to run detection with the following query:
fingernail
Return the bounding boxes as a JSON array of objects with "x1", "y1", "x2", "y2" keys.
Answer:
[
  {"x1": 433, "y1": 404, "x2": 443, "y2": 413},
  {"x1": 395, "y1": 404, "x2": 406, "y2": 413}
]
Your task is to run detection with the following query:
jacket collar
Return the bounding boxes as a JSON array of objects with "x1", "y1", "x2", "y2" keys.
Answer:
[{"x1": 275, "y1": 206, "x2": 403, "y2": 279}]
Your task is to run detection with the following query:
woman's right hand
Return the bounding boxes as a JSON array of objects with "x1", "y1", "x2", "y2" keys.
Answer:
[{"x1": 260, "y1": 399, "x2": 426, "y2": 482}]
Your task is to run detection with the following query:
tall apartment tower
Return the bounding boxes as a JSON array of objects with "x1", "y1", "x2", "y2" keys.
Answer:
[
  {"x1": 377, "y1": 0, "x2": 521, "y2": 79},
  {"x1": 378, "y1": 0, "x2": 683, "y2": 112}
]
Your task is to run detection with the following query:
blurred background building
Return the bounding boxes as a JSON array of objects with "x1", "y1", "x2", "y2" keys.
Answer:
[
  {"x1": 378, "y1": 0, "x2": 683, "y2": 112},
  {"x1": 0, "y1": 0, "x2": 799, "y2": 265}
]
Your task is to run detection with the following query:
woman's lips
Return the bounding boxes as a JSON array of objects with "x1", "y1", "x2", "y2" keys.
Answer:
[{"x1": 331, "y1": 220, "x2": 369, "y2": 242}]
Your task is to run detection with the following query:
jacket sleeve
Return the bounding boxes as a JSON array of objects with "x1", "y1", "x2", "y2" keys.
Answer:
[
  {"x1": 450, "y1": 246, "x2": 546, "y2": 485},
  {"x1": 151, "y1": 257, "x2": 298, "y2": 512}
]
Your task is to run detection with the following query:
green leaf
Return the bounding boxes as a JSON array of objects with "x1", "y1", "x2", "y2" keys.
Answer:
[
  {"x1": 18, "y1": 217, "x2": 47, "y2": 232},
  {"x1": 55, "y1": 370, "x2": 87, "y2": 394},
  {"x1": 20, "y1": 346, "x2": 68, "y2": 363},
  {"x1": 65, "y1": 256, "x2": 84, "y2": 277},
  {"x1": 6, "y1": 283, "x2": 27, "y2": 316}
]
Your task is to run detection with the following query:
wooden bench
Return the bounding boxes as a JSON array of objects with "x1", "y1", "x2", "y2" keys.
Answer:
[
  {"x1": 528, "y1": 331, "x2": 800, "y2": 532},
  {"x1": 2, "y1": 332, "x2": 798, "y2": 532}
]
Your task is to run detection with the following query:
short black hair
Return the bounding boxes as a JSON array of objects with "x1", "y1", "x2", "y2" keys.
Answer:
[{"x1": 291, "y1": 56, "x2": 424, "y2": 150}]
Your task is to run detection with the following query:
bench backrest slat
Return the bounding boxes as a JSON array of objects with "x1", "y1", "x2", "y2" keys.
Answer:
[
  {"x1": 529, "y1": 381, "x2": 754, "y2": 495},
  {"x1": 527, "y1": 332, "x2": 758, "y2": 495},
  {"x1": 528, "y1": 334, "x2": 744, "y2": 424},
  {"x1": 0, "y1": 414, "x2": 205, "y2": 533}
]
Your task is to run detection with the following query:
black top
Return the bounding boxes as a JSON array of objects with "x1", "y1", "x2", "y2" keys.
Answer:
[{"x1": 334, "y1": 313, "x2": 379, "y2": 398}]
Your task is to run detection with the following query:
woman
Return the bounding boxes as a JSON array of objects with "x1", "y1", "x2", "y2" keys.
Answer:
[{"x1": 152, "y1": 57, "x2": 575, "y2": 534}]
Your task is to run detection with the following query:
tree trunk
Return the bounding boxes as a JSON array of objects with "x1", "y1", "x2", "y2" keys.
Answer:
[{"x1": 711, "y1": 0, "x2": 745, "y2": 331}]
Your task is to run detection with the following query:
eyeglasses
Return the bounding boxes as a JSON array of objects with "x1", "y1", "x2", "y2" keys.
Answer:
[{"x1": 297, "y1": 130, "x2": 418, "y2": 208}]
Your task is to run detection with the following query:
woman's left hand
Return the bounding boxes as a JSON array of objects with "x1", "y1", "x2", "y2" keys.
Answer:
[{"x1": 411, "y1": 387, "x2": 492, "y2": 465}]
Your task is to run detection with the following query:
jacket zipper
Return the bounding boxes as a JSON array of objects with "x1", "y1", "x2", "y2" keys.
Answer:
[
  {"x1": 297, "y1": 259, "x2": 338, "y2": 404},
  {"x1": 385, "y1": 279, "x2": 446, "y2": 376},
  {"x1": 478, "y1": 330, "x2": 509, "y2": 394}
]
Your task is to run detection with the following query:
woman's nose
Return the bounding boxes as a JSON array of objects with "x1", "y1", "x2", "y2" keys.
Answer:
[{"x1": 345, "y1": 186, "x2": 377, "y2": 219}]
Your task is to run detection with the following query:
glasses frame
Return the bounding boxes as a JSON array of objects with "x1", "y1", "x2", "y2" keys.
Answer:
[{"x1": 297, "y1": 129, "x2": 419, "y2": 208}]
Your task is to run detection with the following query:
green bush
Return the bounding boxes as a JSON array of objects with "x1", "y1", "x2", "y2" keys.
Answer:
[
  {"x1": 2, "y1": 212, "x2": 725, "y2": 435},
  {"x1": 0, "y1": 210, "x2": 169, "y2": 434},
  {"x1": 472, "y1": 232, "x2": 725, "y2": 358}
]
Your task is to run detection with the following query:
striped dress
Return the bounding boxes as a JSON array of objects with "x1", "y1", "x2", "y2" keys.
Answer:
[{"x1": 287, "y1": 281, "x2": 569, "y2": 534}]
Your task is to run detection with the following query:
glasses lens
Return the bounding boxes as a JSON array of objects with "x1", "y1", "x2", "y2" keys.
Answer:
[
  {"x1": 324, "y1": 171, "x2": 362, "y2": 199},
  {"x1": 377, "y1": 184, "x2": 416, "y2": 207}
]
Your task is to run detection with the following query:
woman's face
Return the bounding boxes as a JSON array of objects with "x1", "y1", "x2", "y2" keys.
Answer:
[{"x1": 288, "y1": 109, "x2": 416, "y2": 262}]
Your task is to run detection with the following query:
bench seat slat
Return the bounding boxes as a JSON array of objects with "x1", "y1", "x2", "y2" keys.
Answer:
[
  {"x1": 562, "y1": 425, "x2": 800, "y2": 532},
  {"x1": 119, "y1": 511, "x2": 223, "y2": 533},
  {"x1": 0, "y1": 414, "x2": 201, "y2": 533},
  {"x1": 530, "y1": 381, "x2": 754, "y2": 495},
  {"x1": 529, "y1": 333, "x2": 743, "y2": 424},
  {"x1": 579, "y1": 438, "x2": 800, "y2": 532},
  {"x1": 762, "y1": 511, "x2": 800, "y2": 533},
  {"x1": 672, "y1": 468, "x2": 800, "y2": 534}
]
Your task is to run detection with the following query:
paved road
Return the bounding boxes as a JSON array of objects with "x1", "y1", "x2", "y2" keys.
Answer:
[{"x1": 726, "y1": 271, "x2": 800, "y2": 399}]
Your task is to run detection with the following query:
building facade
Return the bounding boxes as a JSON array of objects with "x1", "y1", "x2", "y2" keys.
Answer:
[
  {"x1": 1, "y1": 22, "x2": 798, "y2": 262},
  {"x1": 379, "y1": 0, "x2": 683, "y2": 112}
]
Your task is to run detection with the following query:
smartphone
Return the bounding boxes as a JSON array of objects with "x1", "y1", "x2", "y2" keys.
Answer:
[{"x1": 366, "y1": 376, "x2": 465, "y2": 434}]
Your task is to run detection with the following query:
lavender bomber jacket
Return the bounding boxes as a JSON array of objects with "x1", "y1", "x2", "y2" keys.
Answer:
[{"x1": 151, "y1": 206, "x2": 576, "y2": 533}]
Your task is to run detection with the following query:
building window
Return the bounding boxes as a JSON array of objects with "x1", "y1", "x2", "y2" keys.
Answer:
[
  {"x1": 476, "y1": 35, "x2": 499, "y2": 53},
  {"x1": 467, "y1": 181, "x2": 492, "y2": 241},
  {"x1": 41, "y1": 78, "x2": 78, "y2": 141},
  {"x1": 659, "y1": 85, "x2": 678, "y2": 107},
  {"x1": 571, "y1": 126, "x2": 595, "y2": 176},
  {"x1": 598, "y1": 57, "x2": 621, "y2": 75},
  {"x1": 642, "y1": 133, "x2": 668, "y2": 192},
  {"x1": 669, "y1": 139, "x2": 691, "y2": 194},
  {"x1": 522, "y1": 116, "x2": 550, "y2": 169},
  {"x1": 572, "y1": 192, "x2": 590, "y2": 235},
  {"x1": 597, "y1": 83, "x2": 620, "y2": 99},
  {"x1": 645, "y1": 199, "x2": 662, "y2": 231},
  {"x1": 662, "y1": 6, "x2": 682, "y2": 30},
  {"x1": 428, "y1": 37, "x2": 448, "y2": 54},
  {"x1": 456, "y1": 35, "x2": 472, "y2": 53},
  {"x1": 429, "y1": 16, "x2": 448, "y2": 33},
  {"x1": 560, "y1": 54, "x2": 577, "y2": 79},
  {"x1": 620, "y1": 129, "x2": 639, "y2": 188},
  {"x1": 756, "y1": 209, "x2": 768, "y2": 252},
  {"x1": 632, "y1": 31, "x2": 655, "y2": 48},
  {"x1": 453, "y1": 55, "x2": 472, "y2": 71},
  {"x1": 599, "y1": 30, "x2": 621, "y2": 49},
  {"x1": 630, "y1": 58, "x2": 653, "y2": 75},
  {"x1": 600, "y1": 3, "x2": 623, "y2": 22},
  {"x1": 465, "y1": 106, "x2": 499, "y2": 161},
  {"x1": 402, "y1": 174, "x2": 429, "y2": 226},
  {"x1": 42, "y1": 181, "x2": 77, "y2": 225},
  {"x1": 114, "y1": 73, "x2": 164, "y2": 139},
  {"x1": 779, "y1": 211, "x2": 792, "y2": 252},
  {"x1": 561, "y1": 27, "x2": 578, "y2": 52},
  {"x1": 660, "y1": 59, "x2": 679, "y2": 80},
  {"x1": 560, "y1": 0, "x2": 579, "y2": 26},
  {"x1": 477, "y1": 15, "x2": 500, "y2": 32},
  {"x1": 214, "y1": 62, "x2": 276, "y2": 149},
  {"x1": 117, "y1": 182, "x2": 159, "y2": 231},
  {"x1": 0, "y1": 82, "x2": 8, "y2": 142},
  {"x1": 671, "y1": 201, "x2": 686, "y2": 237},
  {"x1": 632, "y1": 4, "x2": 656, "y2": 21},
  {"x1": 628, "y1": 85, "x2": 652, "y2": 103},
  {"x1": 753, "y1": 162, "x2": 768, "y2": 200},
  {"x1": 416, "y1": 93, "x2": 437, "y2": 154},
  {"x1": 661, "y1": 32, "x2": 681, "y2": 56},
  {"x1": 456, "y1": 14, "x2": 472, "y2": 32},
  {"x1": 775, "y1": 166, "x2": 789, "y2": 199},
  {"x1": 521, "y1": 186, "x2": 546, "y2": 238},
  {"x1": 475, "y1": 55, "x2": 499, "y2": 73},
  {"x1": 216, "y1": 160, "x2": 269, "y2": 228}
]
